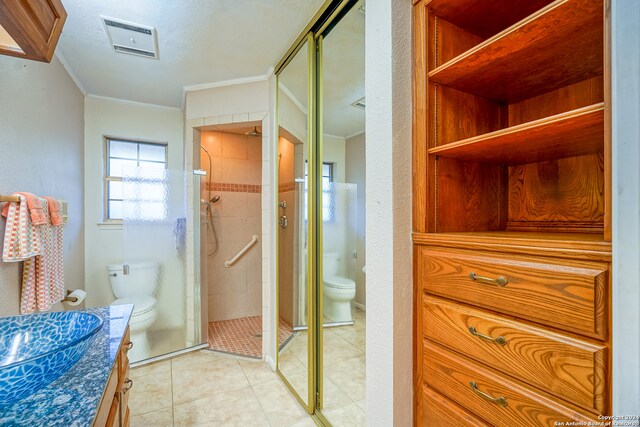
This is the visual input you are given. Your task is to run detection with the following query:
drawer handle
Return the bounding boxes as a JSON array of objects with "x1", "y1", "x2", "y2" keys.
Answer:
[
  {"x1": 123, "y1": 378, "x2": 133, "y2": 393},
  {"x1": 469, "y1": 381, "x2": 508, "y2": 407},
  {"x1": 469, "y1": 326, "x2": 507, "y2": 346},
  {"x1": 124, "y1": 341, "x2": 133, "y2": 352},
  {"x1": 469, "y1": 272, "x2": 508, "y2": 287}
]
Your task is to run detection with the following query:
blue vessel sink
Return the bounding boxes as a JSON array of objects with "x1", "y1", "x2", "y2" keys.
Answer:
[{"x1": 0, "y1": 311, "x2": 103, "y2": 408}]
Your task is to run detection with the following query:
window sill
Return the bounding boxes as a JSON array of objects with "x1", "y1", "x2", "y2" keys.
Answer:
[{"x1": 97, "y1": 222, "x2": 123, "y2": 230}]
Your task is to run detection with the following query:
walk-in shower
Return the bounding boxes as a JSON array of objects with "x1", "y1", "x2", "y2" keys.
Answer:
[{"x1": 199, "y1": 126, "x2": 265, "y2": 358}]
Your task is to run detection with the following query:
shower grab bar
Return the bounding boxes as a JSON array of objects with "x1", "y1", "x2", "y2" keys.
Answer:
[{"x1": 225, "y1": 235, "x2": 259, "y2": 268}]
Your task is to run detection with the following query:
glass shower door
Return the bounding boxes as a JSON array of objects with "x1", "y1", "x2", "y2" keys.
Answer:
[{"x1": 122, "y1": 166, "x2": 200, "y2": 363}]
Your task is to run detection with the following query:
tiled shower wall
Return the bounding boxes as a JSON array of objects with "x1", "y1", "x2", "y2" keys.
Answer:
[
  {"x1": 277, "y1": 136, "x2": 296, "y2": 326},
  {"x1": 201, "y1": 131, "x2": 262, "y2": 322}
]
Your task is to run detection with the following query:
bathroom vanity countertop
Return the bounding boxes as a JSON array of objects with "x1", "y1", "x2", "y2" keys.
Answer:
[{"x1": 0, "y1": 305, "x2": 133, "y2": 427}]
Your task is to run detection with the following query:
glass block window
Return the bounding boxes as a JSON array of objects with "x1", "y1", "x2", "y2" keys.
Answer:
[{"x1": 105, "y1": 138, "x2": 167, "y2": 221}]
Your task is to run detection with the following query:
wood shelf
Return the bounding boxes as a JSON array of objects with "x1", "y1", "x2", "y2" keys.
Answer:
[
  {"x1": 427, "y1": 0, "x2": 554, "y2": 39},
  {"x1": 428, "y1": 103, "x2": 604, "y2": 164},
  {"x1": 428, "y1": 0, "x2": 603, "y2": 103},
  {"x1": 412, "y1": 231, "x2": 611, "y2": 261}
]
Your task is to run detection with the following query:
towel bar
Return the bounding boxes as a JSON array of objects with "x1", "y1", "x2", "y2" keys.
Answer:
[
  {"x1": 0, "y1": 195, "x2": 68, "y2": 224},
  {"x1": 0, "y1": 196, "x2": 21, "y2": 202}
]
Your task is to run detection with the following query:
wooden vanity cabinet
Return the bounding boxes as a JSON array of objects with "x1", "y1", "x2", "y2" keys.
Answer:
[
  {"x1": 0, "y1": 0, "x2": 67, "y2": 62},
  {"x1": 412, "y1": 0, "x2": 612, "y2": 425},
  {"x1": 93, "y1": 326, "x2": 133, "y2": 427}
]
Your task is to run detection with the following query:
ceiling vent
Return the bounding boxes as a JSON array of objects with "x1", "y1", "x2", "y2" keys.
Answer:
[
  {"x1": 351, "y1": 96, "x2": 366, "y2": 110},
  {"x1": 102, "y1": 16, "x2": 158, "y2": 59}
]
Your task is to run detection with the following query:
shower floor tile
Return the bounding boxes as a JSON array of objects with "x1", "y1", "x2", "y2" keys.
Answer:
[{"x1": 208, "y1": 316, "x2": 294, "y2": 358}]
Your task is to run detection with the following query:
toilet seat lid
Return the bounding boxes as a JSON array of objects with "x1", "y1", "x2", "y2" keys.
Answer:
[
  {"x1": 324, "y1": 276, "x2": 355, "y2": 290},
  {"x1": 112, "y1": 296, "x2": 156, "y2": 316}
]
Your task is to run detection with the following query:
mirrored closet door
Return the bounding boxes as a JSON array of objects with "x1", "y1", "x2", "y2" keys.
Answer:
[
  {"x1": 276, "y1": 35, "x2": 314, "y2": 410},
  {"x1": 276, "y1": 0, "x2": 366, "y2": 424}
]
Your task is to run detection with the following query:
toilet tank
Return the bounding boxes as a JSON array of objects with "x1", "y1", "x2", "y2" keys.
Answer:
[
  {"x1": 107, "y1": 262, "x2": 159, "y2": 299},
  {"x1": 323, "y1": 253, "x2": 340, "y2": 277}
]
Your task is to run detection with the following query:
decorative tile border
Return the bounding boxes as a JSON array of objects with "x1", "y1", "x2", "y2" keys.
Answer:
[
  {"x1": 278, "y1": 181, "x2": 297, "y2": 193},
  {"x1": 204, "y1": 182, "x2": 261, "y2": 193}
]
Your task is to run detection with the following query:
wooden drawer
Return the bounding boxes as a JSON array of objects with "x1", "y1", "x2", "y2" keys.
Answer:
[
  {"x1": 423, "y1": 295, "x2": 607, "y2": 413},
  {"x1": 120, "y1": 370, "x2": 133, "y2": 425},
  {"x1": 106, "y1": 394, "x2": 120, "y2": 427},
  {"x1": 119, "y1": 326, "x2": 131, "y2": 377},
  {"x1": 123, "y1": 408, "x2": 130, "y2": 427},
  {"x1": 118, "y1": 357, "x2": 130, "y2": 392},
  {"x1": 93, "y1": 364, "x2": 119, "y2": 426},
  {"x1": 421, "y1": 247, "x2": 608, "y2": 338},
  {"x1": 120, "y1": 387, "x2": 132, "y2": 423},
  {"x1": 423, "y1": 341, "x2": 597, "y2": 427},
  {"x1": 423, "y1": 385, "x2": 490, "y2": 427}
]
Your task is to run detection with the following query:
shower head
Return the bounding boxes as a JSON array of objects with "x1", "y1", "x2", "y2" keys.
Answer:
[
  {"x1": 245, "y1": 126, "x2": 262, "y2": 137},
  {"x1": 210, "y1": 195, "x2": 221, "y2": 203}
]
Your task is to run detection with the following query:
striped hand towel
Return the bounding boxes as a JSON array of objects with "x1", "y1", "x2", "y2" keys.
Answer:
[
  {"x1": 2, "y1": 193, "x2": 42, "y2": 262},
  {"x1": 21, "y1": 199, "x2": 65, "y2": 313},
  {"x1": 1, "y1": 192, "x2": 47, "y2": 225}
]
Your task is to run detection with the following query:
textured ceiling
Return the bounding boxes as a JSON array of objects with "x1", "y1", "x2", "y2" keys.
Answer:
[
  {"x1": 322, "y1": 3, "x2": 365, "y2": 138},
  {"x1": 277, "y1": 3, "x2": 364, "y2": 138},
  {"x1": 57, "y1": 0, "x2": 363, "y2": 137},
  {"x1": 57, "y1": 0, "x2": 325, "y2": 107}
]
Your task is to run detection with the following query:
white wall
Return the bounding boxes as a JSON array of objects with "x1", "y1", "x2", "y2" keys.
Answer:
[
  {"x1": 324, "y1": 135, "x2": 346, "y2": 182},
  {"x1": 279, "y1": 85, "x2": 307, "y2": 144},
  {"x1": 611, "y1": 0, "x2": 640, "y2": 414},
  {"x1": 366, "y1": 0, "x2": 413, "y2": 425},
  {"x1": 267, "y1": 75, "x2": 278, "y2": 366},
  {"x1": 186, "y1": 80, "x2": 270, "y2": 121},
  {"x1": 83, "y1": 96, "x2": 184, "y2": 310},
  {"x1": 0, "y1": 55, "x2": 84, "y2": 316},
  {"x1": 346, "y1": 132, "x2": 366, "y2": 308}
]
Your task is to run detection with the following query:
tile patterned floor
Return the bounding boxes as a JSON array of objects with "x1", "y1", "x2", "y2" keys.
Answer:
[
  {"x1": 130, "y1": 310, "x2": 364, "y2": 426},
  {"x1": 129, "y1": 350, "x2": 313, "y2": 427},
  {"x1": 207, "y1": 316, "x2": 294, "y2": 358},
  {"x1": 278, "y1": 308, "x2": 366, "y2": 426}
]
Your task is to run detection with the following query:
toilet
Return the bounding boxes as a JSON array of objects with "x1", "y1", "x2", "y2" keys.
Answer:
[
  {"x1": 108, "y1": 262, "x2": 160, "y2": 362},
  {"x1": 323, "y1": 252, "x2": 356, "y2": 322}
]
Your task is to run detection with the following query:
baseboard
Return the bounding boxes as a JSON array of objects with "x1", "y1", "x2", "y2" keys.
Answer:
[
  {"x1": 354, "y1": 302, "x2": 366, "y2": 311},
  {"x1": 265, "y1": 354, "x2": 276, "y2": 370}
]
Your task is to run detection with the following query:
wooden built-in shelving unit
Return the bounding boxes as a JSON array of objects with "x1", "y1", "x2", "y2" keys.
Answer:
[
  {"x1": 428, "y1": 0, "x2": 603, "y2": 102},
  {"x1": 426, "y1": 0, "x2": 554, "y2": 38},
  {"x1": 428, "y1": 103, "x2": 604, "y2": 164},
  {"x1": 413, "y1": 0, "x2": 611, "y2": 424}
]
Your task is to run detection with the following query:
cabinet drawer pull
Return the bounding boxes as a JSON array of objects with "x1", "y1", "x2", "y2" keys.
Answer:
[
  {"x1": 468, "y1": 326, "x2": 507, "y2": 345},
  {"x1": 124, "y1": 341, "x2": 133, "y2": 351},
  {"x1": 469, "y1": 272, "x2": 508, "y2": 287},
  {"x1": 123, "y1": 378, "x2": 133, "y2": 393},
  {"x1": 469, "y1": 381, "x2": 508, "y2": 407}
]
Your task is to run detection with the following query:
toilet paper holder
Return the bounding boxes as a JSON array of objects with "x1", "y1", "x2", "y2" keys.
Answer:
[
  {"x1": 62, "y1": 289, "x2": 87, "y2": 306},
  {"x1": 63, "y1": 290, "x2": 79, "y2": 303}
]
